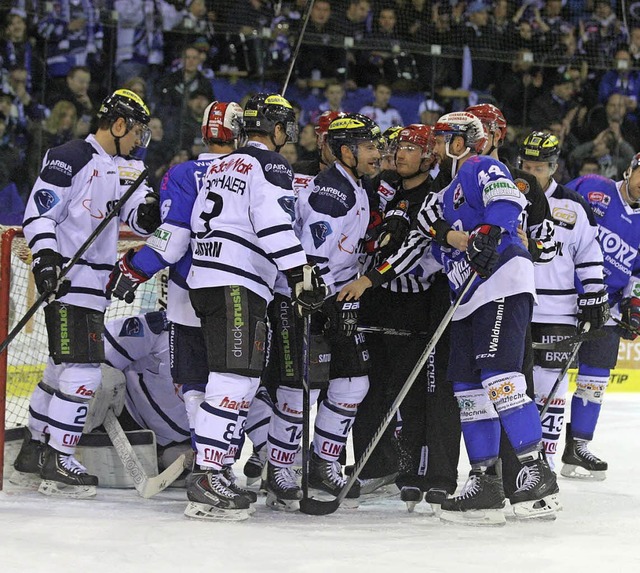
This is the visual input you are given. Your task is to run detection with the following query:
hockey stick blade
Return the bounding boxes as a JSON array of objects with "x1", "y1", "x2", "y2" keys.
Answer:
[
  {"x1": 299, "y1": 496, "x2": 340, "y2": 516},
  {"x1": 531, "y1": 328, "x2": 606, "y2": 350},
  {"x1": 103, "y1": 409, "x2": 185, "y2": 498},
  {"x1": 357, "y1": 326, "x2": 428, "y2": 337}
]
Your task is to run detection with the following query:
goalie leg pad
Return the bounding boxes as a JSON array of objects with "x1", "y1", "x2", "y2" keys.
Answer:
[{"x1": 44, "y1": 302, "x2": 105, "y2": 365}]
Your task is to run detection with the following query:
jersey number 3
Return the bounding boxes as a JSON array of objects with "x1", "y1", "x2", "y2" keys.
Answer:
[{"x1": 197, "y1": 190, "x2": 224, "y2": 239}]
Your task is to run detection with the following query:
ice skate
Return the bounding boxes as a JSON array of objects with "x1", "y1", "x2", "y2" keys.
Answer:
[
  {"x1": 10, "y1": 429, "x2": 44, "y2": 488},
  {"x1": 243, "y1": 448, "x2": 266, "y2": 488},
  {"x1": 265, "y1": 462, "x2": 302, "y2": 511},
  {"x1": 440, "y1": 469, "x2": 506, "y2": 526},
  {"x1": 510, "y1": 454, "x2": 562, "y2": 520},
  {"x1": 185, "y1": 468, "x2": 251, "y2": 521},
  {"x1": 222, "y1": 465, "x2": 258, "y2": 504},
  {"x1": 309, "y1": 453, "x2": 360, "y2": 508},
  {"x1": 38, "y1": 445, "x2": 98, "y2": 499},
  {"x1": 400, "y1": 486, "x2": 423, "y2": 513},
  {"x1": 357, "y1": 472, "x2": 399, "y2": 498},
  {"x1": 424, "y1": 488, "x2": 449, "y2": 516},
  {"x1": 561, "y1": 424, "x2": 607, "y2": 481}
]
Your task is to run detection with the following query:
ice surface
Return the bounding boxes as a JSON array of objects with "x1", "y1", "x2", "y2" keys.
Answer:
[{"x1": 1, "y1": 395, "x2": 639, "y2": 573}]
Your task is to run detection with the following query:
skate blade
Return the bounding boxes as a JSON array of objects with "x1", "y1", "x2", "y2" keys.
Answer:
[
  {"x1": 38, "y1": 480, "x2": 97, "y2": 499},
  {"x1": 245, "y1": 475, "x2": 262, "y2": 488},
  {"x1": 360, "y1": 484, "x2": 400, "y2": 503},
  {"x1": 308, "y1": 488, "x2": 360, "y2": 509},
  {"x1": 440, "y1": 508, "x2": 506, "y2": 526},
  {"x1": 560, "y1": 464, "x2": 606, "y2": 481},
  {"x1": 265, "y1": 492, "x2": 300, "y2": 512},
  {"x1": 428, "y1": 502, "x2": 443, "y2": 517},
  {"x1": 511, "y1": 493, "x2": 562, "y2": 520},
  {"x1": 184, "y1": 501, "x2": 251, "y2": 521},
  {"x1": 8, "y1": 470, "x2": 42, "y2": 489}
]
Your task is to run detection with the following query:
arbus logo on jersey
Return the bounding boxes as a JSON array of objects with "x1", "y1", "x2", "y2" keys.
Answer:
[
  {"x1": 34, "y1": 189, "x2": 60, "y2": 214},
  {"x1": 265, "y1": 163, "x2": 293, "y2": 177},
  {"x1": 120, "y1": 317, "x2": 144, "y2": 337},
  {"x1": 310, "y1": 220, "x2": 333, "y2": 248},
  {"x1": 315, "y1": 185, "x2": 349, "y2": 209},
  {"x1": 277, "y1": 196, "x2": 296, "y2": 221},
  {"x1": 43, "y1": 158, "x2": 72, "y2": 177}
]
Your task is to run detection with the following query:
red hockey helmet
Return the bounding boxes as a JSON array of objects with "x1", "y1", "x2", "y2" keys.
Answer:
[
  {"x1": 434, "y1": 111, "x2": 487, "y2": 154},
  {"x1": 466, "y1": 103, "x2": 508, "y2": 141},
  {"x1": 201, "y1": 101, "x2": 243, "y2": 144},
  {"x1": 397, "y1": 123, "x2": 436, "y2": 161},
  {"x1": 315, "y1": 110, "x2": 347, "y2": 148}
]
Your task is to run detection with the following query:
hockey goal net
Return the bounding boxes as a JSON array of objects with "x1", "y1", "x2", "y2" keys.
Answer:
[{"x1": 0, "y1": 226, "x2": 166, "y2": 489}]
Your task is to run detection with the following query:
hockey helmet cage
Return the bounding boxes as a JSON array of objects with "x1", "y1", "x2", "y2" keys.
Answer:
[
  {"x1": 397, "y1": 124, "x2": 436, "y2": 160},
  {"x1": 434, "y1": 111, "x2": 486, "y2": 154},
  {"x1": 201, "y1": 101, "x2": 243, "y2": 144},
  {"x1": 466, "y1": 103, "x2": 507, "y2": 141},
  {"x1": 519, "y1": 131, "x2": 560, "y2": 163},
  {"x1": 98, "y1": 88, "x2": 151, "y2": 147},
  {"x1": 327, "y1": 113, "x2": 383, "y2": 159},
  {"x1": 243, "y1": 93, "x2": 298, "y2": 143}
]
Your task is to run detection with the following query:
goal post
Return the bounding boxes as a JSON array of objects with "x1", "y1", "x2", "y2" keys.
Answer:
[{"x1": 0, "y1": 226, "x2": 166, "y2": 489}]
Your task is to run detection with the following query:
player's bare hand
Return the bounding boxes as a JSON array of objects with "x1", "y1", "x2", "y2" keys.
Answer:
[
  {"x1": 447, "y1": 230, "x2": 468, "y2": 251},
  {"x1": 517, "y1": 226, "x2": 528, "y2": 249},
  {"x1": 338, "y1": 276, "x2": 372, "y2": 301}
]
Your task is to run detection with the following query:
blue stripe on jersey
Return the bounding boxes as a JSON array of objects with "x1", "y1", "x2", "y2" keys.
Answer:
[
  {"x1": 203, "y1": 229, "x2": 273, "y2": 261},
  {"x1": 314, "y1": 426, "x2": 348, "y2": 443},
  {"x1": 194, "y1": 434, "x2": 230, "y2": 450},
  {"x1": 269, "y1": 435, "x2": 299, "y2": 452},
  {"x1": 191, "y1": 260, "x2": 272, "y2": 290},
  {"x1": 23, "y1": 216, "x2": 40, "y2": 227},
  {"x1": 63, "y1": 258, "x2": 113, "y2": 271},
  {"x1": 537, "y1": 288, "x2": 576, "y2": 295},
  {"x1": 67, "y1": 286, "x2": 107, "y2": 297},
  {"x1": 104, "y1": 328, "x2": 135, "y2": 363},
  {"x1": 28, "y1": 232, "x2": 56, "y2": 248},
  {"x1": 200, "y1": 400, "x2": 238, "y2": 421},
  {"x1": 257, "y1": 224, "x2": 293, "y2": 238},
  {"x1": 576, "y1": 261, "x2": 603, "y2": 268},
  {"x1": 137, "y1": 373, "x2": 191, "y2": 437},
  {"x1": 270, "y1": 244, "x2": 305, "y2": 259}
]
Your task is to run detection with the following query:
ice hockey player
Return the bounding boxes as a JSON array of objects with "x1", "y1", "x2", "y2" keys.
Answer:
[
  {"x1": 562, "y1": 155, "x2": 640, "y2": 480},
  {"x1": 340, "y1": 112, "x2": 560, "y2": 525},
  {"x1": 12, "y1": 89, "x2": 159, "y2": 498},
  {"x1": 518, "y1": 131, "x2": 608, "y2": 478},
  {"x1": 105, "y1": 101, "x2": 259, "y2": 498},
  {"x1": 186, "y1": 93, "x2": 327, "y2": 520},
  {"x1": 293, "y1": 109, "x2": 346, "y2": 176},
  {"x1": 263, "y1": 113, "x2": 381, "y2": 511}
]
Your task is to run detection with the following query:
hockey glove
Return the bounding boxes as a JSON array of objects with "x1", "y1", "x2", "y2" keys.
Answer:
[
  {"x1": 576, "y1": 290, "x2": 610, "y2": 331},
  {"x1": 466, "y1": 224, "x2": 502, "y2": 278},
  {"x1": 32, "y1": 249, "x2": 70, "y2": 298},
  {"x1": 378, "y1": 200, "x2": 411, "y2": 258},
  {"x1": 618, "y1": 297, "x2": 640, "y2": 340},
  {"x1": 286, "y1": 264, "x2": 327, "y2": 317},
  {"x1": 136, "y1": 192, "x2": 161, "y2": 233},
  {"x1": 363, "y1": 209, "x2": 384, "y2": 254},
  {"x1": 324, "y1": 298, "x2": 360, "y2": 338},
  {"x1": 106, "y1": 249, "x2": 151, "y2": 303}
]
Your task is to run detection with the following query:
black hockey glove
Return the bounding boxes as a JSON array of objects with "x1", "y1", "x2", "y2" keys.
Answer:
[
  {"x1": 32, "y1": 249, "x2": 70, "y2": 298},
  {"x1": 106, "y1": 249, "x2": 151, "y2": 303},
  {"x1": 466, "y1": 224, "x2": 502, "y2": 278},
  {"x1": 286, "y1": 264, "x2": 327, "y2": 317},
  {"x1": 136, "y1": 192, "x2": 161, "y2": 233},
  {"x1": 618, "y1": 297, "x2": 640, "y2": 340},
  {"x1": 324, "y1": 298, "x2": 360, "y2": 338},
  {"x1": 576, "y1": 290, "x2": 610, "y2": 331},
  {"x1": 378, "y1": 200, "x2": 411, "y2": 258}
]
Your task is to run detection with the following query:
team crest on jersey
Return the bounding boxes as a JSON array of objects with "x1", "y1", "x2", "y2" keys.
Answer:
[
  {"x1": 277, "y1": 196, "x2": 296, "y2": 222},
  {"x1": 310, "y1": 221, "x2": 333, "y2": 248},
  {"x1": 120, "y1": 317, "x2": 144, "y2": 338},
  {"x1": 452, "y1": 184, "x2": 465, "y2": 209},
  {"x1": 587, "y1": 191, "x2": 610, "y2": 206},
  {"x1": 514, "y1": 178, "x2": 530, "y2": 194},
  {"x1": 551, "y1": 207, "x2": 577, "y2": 229},
  {"x1": 34, "y1": 189, "x2": 60, "y2": 214}
]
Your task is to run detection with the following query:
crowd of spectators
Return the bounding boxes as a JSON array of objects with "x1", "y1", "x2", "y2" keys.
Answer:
[{"x1": 1, "y1": 1, "x2": 640, "y2": 222}]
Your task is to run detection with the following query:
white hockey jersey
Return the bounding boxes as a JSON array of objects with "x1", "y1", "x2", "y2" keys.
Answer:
[
  {"x1": 533, "y1": 180, "x2": 605, "y2": 325},
  {"x1": 189, "y1": 141, "x2": 307, "y2": 303},
  {"x1": 104, "y1": 312, "x2": 190, "y2": 447},
  {"x1": 23, "y1": 135, "x2": 154, "y2": 312}
]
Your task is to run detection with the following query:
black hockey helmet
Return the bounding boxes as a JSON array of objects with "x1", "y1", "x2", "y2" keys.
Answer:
[
  {"x1": 243, "y1": 93, "x2": 298, "y2": 143},
  {"x1": 98, "y1": 88, "x2": 152, "y2": 148},
  {"x1": 519, "y1": 131, "x2": 560, "y2": 164},
  {"x1": 327, "y1": 113, "x2": 383, "y2": 160}
]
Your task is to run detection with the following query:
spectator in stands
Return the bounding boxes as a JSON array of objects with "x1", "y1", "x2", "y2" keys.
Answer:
[
  {"x1": 398, "y1": 0, "x2": 430, "y2": 43},
  {"x1": 296, "y1": 123, "x2": 318, "y2": 162},
  {"x1": 308, "y1": 80, "x2": 346, "y2": 125},
  {"x1": 569, "y1": 125, "x2": 635, "y2": 180},
  {"x1": 36, "y1": 0, "x2": 103, "y2": 80},
  {"x1": 598, "y1": 47, "x2": 640, "y2": 120},
  {"x1": 155, "y1": 44, "x2": 214, "y2": 142},
  {"x1": 577, "y1": 156, "x2": 600, "y2": 176},
  {"x1": 579, "y1": 0, "x2": 628, "y2": 67},
  {"x1": 628, "y1": 25, "x2": 640, "y2": 66},
  {"x1": 529, "y1": 70, "x2": 579, "y2": 130},
  {"x1": 0, "y1": 11, "x2": 38, "y2": 96},
  {"x1": 337, "y1": 0, "x2": 371, "y2": 40},
  {"x1": 163, "y1": 0, "x2": 215, "y2": 66},
  {"x1": 144, "y1": 116, "x2": 175, "y2": 191},
  {"x1": 418, "y1": 97, "x2": 444, "y2": 126},
  {"x1": 6, "y1": 66, "x2": 48, "y2": 125},
  {"x1": 178, "y1": 89, "x2": 210, "y2": 158},
  {"x1": 359, "y1": 80, "x2": 403, "y2": 132},
  {"x1": 113, "y1": 0, "x2": 165, "y2": 87},
  {"x1": 45, "y1": 65, "x2": 94, "y2": 137},
  {"x1": 279, "y1": 142, "x2": 298, "y2": 166},
  {"x1": 122, "y1": 76, "x2": 147, "y2": 102},
  {"x1": 0, "y1": 108, "x2": 27, "y2": 208}
]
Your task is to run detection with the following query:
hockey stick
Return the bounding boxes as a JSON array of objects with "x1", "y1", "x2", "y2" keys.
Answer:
[
  {"x1": 538, "y1": 323, "x2": 590, "y2": 420},
  {"x1": 612, "y1": 316, "x2": 640, "y2": 339},
  {"x1": 299, "y1": 273, "x2": 476, "y2": 516},
  {"x1": 531, "y1": 328, "x2": 605, "y2": 350},
  {"x1": 357, "y1": 326, "x2": 428, "y2": 338},
  {"x1": 0, "y1": 168, "x2": 150, "y2": 357},
  {"x1": 281, "y1": 0, "x2": 316, "y2": 96},
  {"x1": 103, "y1": 409, "x2": 186, "y2": 498},
  {"x1": 301, "y1": 312, "x2": 312, "y2": 500}
]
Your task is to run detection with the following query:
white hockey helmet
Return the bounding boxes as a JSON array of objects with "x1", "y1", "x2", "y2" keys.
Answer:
[
  {"x1": 201, "y1": 101, "x2": 244, "y2": 144},
  {"x1": 434, "y1": 111, "x2": 487, "y2": 155}
]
